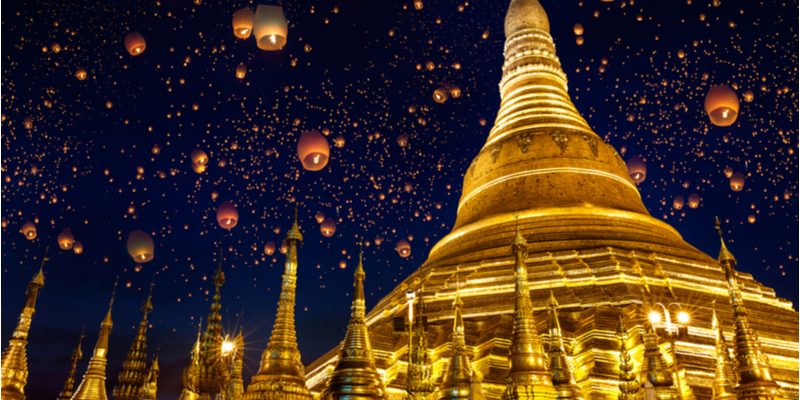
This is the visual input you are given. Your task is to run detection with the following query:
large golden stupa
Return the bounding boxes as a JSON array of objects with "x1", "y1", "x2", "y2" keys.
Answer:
[{"x1": 305, "y1": 1, "x2": 799, "y2": 399}]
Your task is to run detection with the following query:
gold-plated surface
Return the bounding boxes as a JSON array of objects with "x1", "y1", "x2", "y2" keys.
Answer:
[
  {"x1": 72, "y1": 279, "x2": 118, "y2": 400},
  {"x1": 322, "y1": 244, "x2": 386, "y2": 400},
  {"x1": 711, "y1": 308, "x2": 736, "y2": 400},
  {"x1": 715, "y1": 222, "x2": 782, "y2": 400},
  {"x1": 617, "y1": 318, "x2": 638, "y2": 400},
  {"x1": 546, "y1": 293, "x2": 583, "y2": 400},
  {"x1": 245, "y1": 209, "x2": 312, "y2": 400},
  {"x1": 0, "y1": 253, "x2": 46, "y2": 400},
  {"x1": 641, "y1": 328, "x2": 679, "y2": 400},
  {"x1": 59, "y1": 328, "x2": 86, "y2": 400},
  {"x1": 229, "y1": 328, "x2": 245, "y2": 400},
  {"x1": 183, "y1": 264, "x2": 230, "y2": 396},
  {"x1": 501, "y1": 221, "x2": 557, "y2": 400},
  {"x1": 114, "y1": 278, "x2": 155, "y2": 400},
  {"x1": 137, "y1": 353, "x2": 159, "y2": 400},
  {"x1": 407, "y1": 295, "x2": 436, "y2": 400},
  {"x1": 438, "y1": 280, "x2": 473, "y2": 400}
]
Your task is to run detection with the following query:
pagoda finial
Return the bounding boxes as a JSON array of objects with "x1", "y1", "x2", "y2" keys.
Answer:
[
  {"x1": 710, "y1": 303, "x2": 736, "y2": 400},
  {"x1": 322, "y1": 248, "x2": 385, "y2": 400},
  {"x1": 72, "y1": 278, "x2": 119, "y2": 400},
  {"x1": 438, "y1": 265, "x2": 472, "y2": 400},
  {"x1": 546, "y1": 293, "x2": 583, "y2": 400},
  {"x1": 57, "y1": 326, "x2": 86, "y2": 400},
  {"x1": 715, "y1": 217, "x2": 737, "y2": 268},
  {"x1": 616, "y1": 317, "x2": 638, "y2": 400},
  {"x1": 113, "y1": 277, "x2": 156, "y2": 400}
]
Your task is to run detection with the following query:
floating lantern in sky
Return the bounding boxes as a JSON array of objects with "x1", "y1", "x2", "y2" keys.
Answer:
[
  {"x1": 254, "y1": 5, "x2": 288, "y2": 51},
  {"x1": 743, "y1": 90, "x2": 754, "y2": 103},
  {"x1": 449, "y1": 85, "x2": 462, "y2": 98},
  {"x1": 58, "y1": 228, "x2": 75, "y2": 250},
  {"x1": 673, "y1": 196, "x2": 685, "y2": 210},
  {"x1": 704, "y1": 85, "x2": 739, "y2": 127},
  {"x1": 24, "y1": 118, "x2": 33, "y2": 130},
  {"x1": 321, "y1": 218, "x2": 336, "y2": 237},
  {"x1": 127, "y1": 230, "x2": 154, "y2": 262},
  {"x1": 20, "y1": 221, "x2": 36, "y2": 240},
  {"x1": 576, "y1": 36, "x2": 584, "y2": 45},
  {"x1": 152, "y1": 143, "x2": 162, "y2": 155},
  {"x1": 297, "y1": 130, "x2": 330, "y2": 171},
  {"x1": 315, "y1": 212, "x2": 325, "y2": 224},
  {"x1": 73, "y1": 241, "x2": 84, "y2": 255},
  {"x1": 723, "y1": 166, "x2": 734, "y2": 178},
  {"x1": 339, "y1": 260, "x2": 347, "y2": 269},
  {"x1": 730, "y1": 173, "x2": 745, "y2": 192},
  {"x1": 414, "y1": 0, "x2": 423, "y2": 10},
  {"x1": 191, "y1": 149, "x2": 209, "y2": 165},
  {"x1": 433, "y1": 87, "x2": 449, "y2": 103},
  {"x1": 397, "y1": 134, "x2": 408, "y2": 147},
  {"x1": 334, "y1": 136, "x2": 345, "y2": 148},
  {"x1": 626, "y1": 156, "x2": 647, "y2": 184},
  {"x1": 51, "y1": 43, "x2": 61, "y2": 53},
  {"x1": 280, "y1": 243, "x2": 288, "y2": 254},
  {"x1": 236, "y1": 64, "x2": 247, "y2": 79},
  {"x1": 396, "y1": 239, "x2": 411, "y2": 258},
  {"x1": 573, "y1": 23, "x2": 584, "y2": 35},
  {"x1": 217, "y1": 201, "x2": 239, "y2": 229},
  {"x1": 688, "y1": 194, "x2": 700, "y2": 209},
  {"x1": 264, "y1": 241, "x2": 276, "y2": 256},
  {"x1": 232, "y1": 7, "x2": 254, "y2": 39},
  {"x1": 75, "y1": 67, "x2": 87, "y2": 80},
  {"x1": 124, "y1": 31, "x2": 146, "y2": 56},
  {"x1": 748, "y1": 215, "x2": 756, "y2": 224}
]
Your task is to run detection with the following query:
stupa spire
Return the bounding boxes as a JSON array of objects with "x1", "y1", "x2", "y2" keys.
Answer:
[
  {"x1": 244, "y1": 207, "x2": 312, "y2": 400},
  {"x1": 501, "y1": 218, "x2": 557, "y2": 400},
  {"x1": 640, "y1": 327, "x2": 679, "y2": 400},
  {"x1": 0, "y1": 248, "x2": 47, "y2": 400},
  {"x1": 616, "y1": 317, "x2": 638, "y2": 400},
  {"x1": 137, "y1": 349, "x2": 159, "y2": 400},
  {"x1": 546, "y1": 293, "x2": 583, "y2": 400},
  {"x1": 711, "y1": 306, "x2": 736, "y2": 400},
  {"x1": 114, "y1": 276, "x2": 156, "y2": 400},
  {"x1": 714, "y1": 219, "x2": 782, "y2": 400},
  {"x1": 323, "y1": 238, "x2": 386, "y2": 400},
  {"x1": 58, "y1": 326, "x2": 86, "y2": 400},
  {"x1": 406, "y1": 288, "x2": 436, "y2": 400},
  {"x1": 439, "y1": 267, "x2": 473, "y2": 400},
  {"x1": 178, "y1": 320, "x2": 202, "y2": 400},
  {"x1": 72, "y1": 277, "x2": 119, "y2": 400}
]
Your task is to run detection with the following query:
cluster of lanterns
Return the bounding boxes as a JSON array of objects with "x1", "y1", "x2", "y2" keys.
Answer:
[{"x1": 232, "y1": 5, "x2": 288, "y2": 51}]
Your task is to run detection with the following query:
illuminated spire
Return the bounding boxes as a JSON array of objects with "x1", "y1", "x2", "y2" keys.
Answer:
[
  {"x1": 640, "y1": 328, "x2": 679, "y2": 400},
  {"x1": 714, "y1": 219, "x2": 782, "y2": 400},
  {"x1": 324, "y1": 239, "x2": 386, "y2": 400},
  {"x1": 439, "y1": 268, "x2": 473, "y2": 400},
  {"x1": 228, "y1": 328, "x2": 244, "y2": 400},
  {"x1": 244, "y1": 207, "x2": 312, "y2": 400},
  {"x1": 546, "y1": 293, "x2": 583, "y2": 400},
  {"x1": 407, "y1": 287, "x2": 436, "y2": 400},
  {"x1": 616, "y1": 318, "x2": 638, "y2": 400},
  {"x1": 137, "y1": 350, "x2": 159, "y2": 400},
  {"x1": 0, "y1": 249, "x2": 47, "y2": 400},
  {"x1": 59, "y1": 327, "x2": 86, "y2": 400},
  {"x1": 711, "y1": 307, "x2": 736, "y2": 400},
  {"x1": 114, "y1": 277, "x2": 156, "y2": 400},
  {"x1": 501, "y1": 220, "x2": 557, "y2": 400},
  {"x1": 72, "y1": 278, "x2": 118, "y2": 400},
  {"x1": 179, "y1": 321, "x2": 202, "y2": 400}
]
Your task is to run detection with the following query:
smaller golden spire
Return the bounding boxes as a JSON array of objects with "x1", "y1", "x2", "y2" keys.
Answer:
[
  {"x1": 640, "y1": 328, "x2": 679, "y2": 400},
  {"x1": 616, "y1": 317, "x2": 638, "y2": 400},
  {"x1": 114, "y1": 276, "x2": 156, "y2": 400},
  {"x1": 137, "y1": 348, "x2": 159, "y2": 400},
  {"x1": 438, "y1": 267, "x2": 472, "y2": 400},
  {"x1": 711, "y1": 304, "x2": 736, "y2": 400},
  {"x1": 228, "y1": 327, "x2": 244, "y2": 400},
  {"x1": 72, "y1": 278, "x2": 119, "y2": 400},
  {"x1": 58, "y1": 326, "x2": 86, "y2": 400},
  {"x1": 546, "y1": 293, "x2": 583, "y2": 400}
]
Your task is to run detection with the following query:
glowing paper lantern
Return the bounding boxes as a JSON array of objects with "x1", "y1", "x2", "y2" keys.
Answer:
[
  {"x1": 575, "y1": 36, "x2": 584, "y2": 45},
  {"x1": 573, "y1": 23, "x2": 584, "y2": 35},
  {"x1": 232, "y1": 7, "x2": 254, "y2": 39},
  {"x1": 236, "y1": 64, "x2": 247, "y2": 79},
  {"x1": 191, "y1": 149, "x2": 209, "y2": 165},
  {"x1": 20, "y1": 221, "x2": 36, "y2": 240},
  {"x1": 397, "y1": 134, "x2": 408, "y2": 147},
  {"x1": 264, "y1": 241, "x2": 276, "y2": 256},
  {"x1": 253, "y1": 5, "x2": 288, "y2": 51},
  {"x1": 73, "y1": 241, "x2": 84, "y2": 255},
  {"x1": 280, "y1": 243, "x2": 288, "y2": 254},
  {"x1": 688, "y1": 194, "x2": 700, "y2": 209},
  {"x1": 297, "y1": 130, "x2": 330, "y2": 171},
  {"x1": 730, "y1": 173, "x2": 745, "y2": 192},
  {"x1": 334, "y1": 136, "x2": 345, "y2": 148},
  {"x1": 704, "y1": 85, "x2": 739, "y2": 127},
  {"x1": 127, "y1": 230, "x2": 154, "y2": 262},
  {"x1": 396, "y1": 239, "x2": 411, "y2": 258},
  {"x1": 216, "y1": 201, "x2": 239, "y2": 229},
  {"x1": 321, "y1": 218, "x2": 336, "y2": 237},
  {"x1": 433, "y1": 87, "x2": 449, "y2": 103},
  {"x1": 626, "y1": 156, "x2": 647, "y2": 184},
  {"x1": 191, "y1": 162, "x2": 207, "y2": 174},
  {"x1": 124, "y1": 31, "x2": 146, "y2": 56},
  {"x1": 75, "y1": 67, "x2": 87, "y2": 81},
  {"x1": 449, "y1": 85, "x2": 462, "y2": 98},
  {"x1": 724, "y1": 166, "x2": 734, "y2": 178},
  {"x1": 58, "y1": 229, "x2": 75, "y2": 250},
  {"x1": 673, "y1": 196, "x2": 685, "y2": 210},
  {"x1": 743, "y1": 90, "x2": 754, "y2": 103},
  {"x1": 339, "y1": 260, "x2": 347, "y2": 269},
  {"x1": 414, "y1": 0, "x2": 423, "y2": 10},
  {"x1": 51, "y1": 43, "x2": 61, "y2": 53},
  {"x1": 315, "y1": 212, "x2": 325, "y2": 223},
  {"x1": 748, "y1": 215, "x2": 756, "y2": 224}
]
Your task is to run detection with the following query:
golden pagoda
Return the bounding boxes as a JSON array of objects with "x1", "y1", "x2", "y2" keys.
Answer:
[
  {"x1": 710, "y1": 307, "x2": 736, "y2": 400},
  {"x1": 545, "y1": 293, "x2": 582, "y2": 400},
  {"x1": 1, "y1": 252, "x2": 46, "y2": 400},
  {"x1": 306, "y1": 1, "x2": 798, "y2": 399},
  {"x1": 406, "y1": 289, "x2": 436, "y2": 400},
  {"x1": 616, "y1": 318, "x2": 638, "y2": 400},
  {"x1": 640, "y1": 328, "x2": 679, "y2": 400},
  {"x1": 72, "y1": 278, "x2": 118, "y2": 400},
  {"x1": 178, "y1": 321, "x2": 203, "y2": 400},
  {"x1": 321, "y1": 242, "x2": 386, "y2": 400},
  {"x1": 113, "y1": 278, "x2": 155, "y2": 400},
  {"x1": 58, "y1": 327, "x2": 86, "y2": 400},
  {"x1": 138, "y1": 352, "x2": 159, "y2": 400},
  {"x1": 437, "y1": 273, "x2": 473, "y2": 400},
  {"x1": 244, "y1": 208, "x2": 313, "y2": 400},
  {"x1": 714, "y1": 221, "x2": 783, "y2": 400}
]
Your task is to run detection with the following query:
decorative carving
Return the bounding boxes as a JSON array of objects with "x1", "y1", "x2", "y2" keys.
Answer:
[
  {"x1": 515, "y1": 133, "x2": 534, "y2": 155},
  {"x1": 490, "y1": 143, "x2": 503, "y2": 164},
  {"x1": 550, "y1": 132, "x2": 568, "y2": 154},
  {"x1": 581, "y1": 134, "x2": 598, "y2": 157}
]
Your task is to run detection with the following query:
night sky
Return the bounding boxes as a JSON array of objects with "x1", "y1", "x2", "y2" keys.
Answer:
[{"x1": 1, "y1": 0, "x2": 797, "y2": 398}]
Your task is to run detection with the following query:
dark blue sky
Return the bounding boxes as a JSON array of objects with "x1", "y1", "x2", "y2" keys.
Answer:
[{"x1": 1, "y1": 0, "x2": 797, "y2": 398}]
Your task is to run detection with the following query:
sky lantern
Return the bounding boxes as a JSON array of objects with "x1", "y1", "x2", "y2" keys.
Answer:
[
  {"x1": 315, "y1": 211, "x2": 325, "y2": 223},
  {"x1": 724, "y1": 166, "x2": 734, "y2": 178},
  {"x1": 339, "y1": 260, "x2": 347, "y2": 269},
  {"x1": 127, "y1": 230, "x2": 154, "y2": 262},
  {"x1": 748, "y1": 215, "x2": 756, "y2": 224},
  {"x1": 414, "y1": 0, "x2": 423, "y2": 10},
  {"x1": 449, "y1": 85, "x2": 462, "y2": 98},
  {"x1": 73, "y1": 241, "x2": 84, "y2": 254},
  {"x1": 24, "y1": 118, "x2": 33, "y2": 130},
  {"x1": 425, "y1": 61, "x2": 435, "y2": 71},
  {"x1": 688, "y1": 194, "x2": 700, "y2": 209},
  {"x1": 20, "y1": 221, "x2": 36, "y2": 240},
  {"x1": 51, "y1": 43, "x2": 61, "y2": 53},
  {"x1": 320, "y1": 218, "x2": 336, "y2": 237},
  {"x1": 626, "y1": 156, "x2": 647, "y2": 184},
  {"x1": 124, "y1": 31, "x2": 146, "y2": 56},
  {"x1": 408, "y1": 104, "x2": 418, "y2": 113},
  {"x1": 58, "y1": 228, "x2": 75, "y2": 250},
  {"x1": 479, "y1": 118, "x2": 487, "y2": 126},
  {"x1": 785, "y1": 190, "x2": 791, "y2": 200},
  {"x1": 152, "y1": 143, "x2": 162, "y2": 155},
  {"x1": 232, "y1": 7, "x2": 254, "y2": 39},
  {"x1": 253, "y1": 5, "x2": 288, "y2": 51},
  {"x1": 211, "y1": 190, "x2": 219, "y2": 201},
  {"x1": 673, "y1": 196, "x2": 684, "y2": 210},
  {"x1": 191, "y1": 149, "x2": 209, "y2": 165},
  {"x1": 191, "y1": 163, "x2": 207, "y2": 174},
  {"x1": 216, "y1": 201, "x2": 239, "y2": 230},
  {"x1": 730, "y1": 173, "x2": 745, "y2": 192},
  {"x1": 704, "y1": 85, "x2": 739, "y2": 127},
  {"x1": 396, "y1": 239, "x2": 411, "y2": 258},
  {"x1": 236, "y1": 64, "x2": 247, "y2": 79},
  {"x1": 280, "y1": 243, "x2": 288, "y2": 254},
  {"x1": 334, "y1": 136, "x2": 345, "y2": 148},
  {"x1": 575, "y1": 36, "x2": 584, "y2": 45},
  {"x1": 75, "y1": 67, "x2": 87, "y2": 80},
  {"x1": 573, "y1": 23, "x2": 584, "y2": 35},
  {"x1": 397, "y1": 134, "x2": 408, "y2": 147},
  {"x1": 677, "y1": 49, "x2": 685, "y2": 59},
  {"x1": 297, "y1": 130, "x2": 330, "y2": 171},
  {"x1": 264, "y1": 241, "x2": 276, "y2": 256},
  {"x1": 433, "y1": 87, "x2": 449, "y2": 103}
]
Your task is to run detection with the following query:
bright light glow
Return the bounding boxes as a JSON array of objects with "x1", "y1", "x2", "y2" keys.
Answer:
[
  {"x1": 677, "y1": 311, "x2": 690, "y2": 324},
  {"x1": 649, "y1": 311, "x2": 662, "y2": 324},
  {"x1": 269, "y1": 34, "x2": 277, "y2": 45},
  {"x1": 722, "y1": 109, "x2": 729, "y2": 118},
  {"x1": 221, "y1": 339, "x2": 234, "y2": 355}
]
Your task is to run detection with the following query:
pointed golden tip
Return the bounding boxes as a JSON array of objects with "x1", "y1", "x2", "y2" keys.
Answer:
[
  {"x1": 505, "y1": 0, "x2": 550, "y2": 37},
  {"x1": 548, "y1": 291, "x2": 558, "y2": 308},
  {"x1": 715, "y1": 218, "x2": 737, "y2": 264}
]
